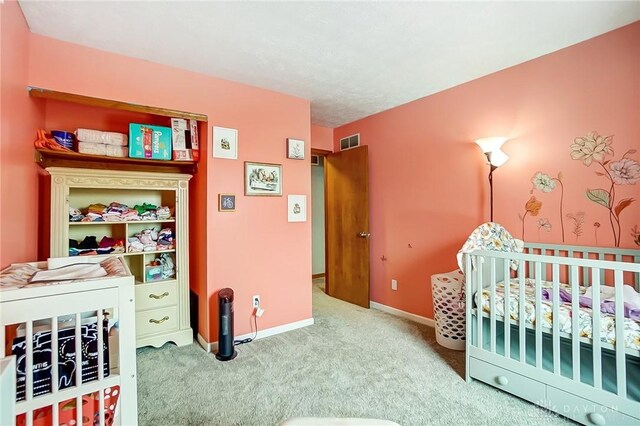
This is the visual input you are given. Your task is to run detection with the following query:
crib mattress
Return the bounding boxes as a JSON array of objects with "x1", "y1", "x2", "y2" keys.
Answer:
[{"x1": 476, "y1": 278, "x2": 640, "y2": 351}]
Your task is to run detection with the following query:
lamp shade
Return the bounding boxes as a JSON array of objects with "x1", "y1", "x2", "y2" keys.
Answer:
[
  {"x1": 475, "y1": 137, "x2": 507, "y2": 153},
  {"x1": 489, "y1": 149, "x2": 509, "y2": 167}
]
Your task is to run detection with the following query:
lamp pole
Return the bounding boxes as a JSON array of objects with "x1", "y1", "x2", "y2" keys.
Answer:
[{"x1": 488, "y1": 164, "x2": 497, "y2": 222}]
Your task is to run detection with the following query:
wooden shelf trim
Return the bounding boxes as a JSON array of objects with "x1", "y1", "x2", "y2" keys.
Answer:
[
  {"x1": 36, "y1": 148, "x2": 197, "y2": 174},
  {"x1": 28, "y1": 86, "x2": 208, "y2": 122}
]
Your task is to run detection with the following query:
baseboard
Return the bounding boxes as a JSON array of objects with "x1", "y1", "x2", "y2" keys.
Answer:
[
  {"x1": 370, "y1": 301, "x2": 435, "y2": 327},
  {"x1": 312, "y1": 273, "x2": 325, "y2": 279},
  {"x1": 197, "y1": 317, "x2": 315, "y2": 353}
]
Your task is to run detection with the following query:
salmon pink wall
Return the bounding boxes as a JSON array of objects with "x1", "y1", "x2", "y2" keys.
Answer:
[
  {"x1": 0, "y1": 1, "x2": 44, "y2": 267},
  {"x1": 334, "y1": 22, "x2": 640, "y2": 320},
  {"x1": 311, "y1": 124, "x2": 333, "y2": 151},
  {"x1": 19, "y1": 32, "x2": 312, "y2": 342}
]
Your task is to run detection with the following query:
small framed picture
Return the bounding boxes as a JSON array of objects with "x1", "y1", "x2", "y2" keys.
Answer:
[
  {"x1": 286, "y1": 138, "x2": 305, "y2": 160},
  {"x1": 213, "y1": 126, "x2": 238, "y2": 159},
  {"x1": 218, "y1": 194, "x2": 236, "y2": 212},
  {"x1": 245, "y1": 162, "x2": 282, "y2": 196},
  {"x1": 288, "y1": 195, "x2": 307, "y2": 222}
]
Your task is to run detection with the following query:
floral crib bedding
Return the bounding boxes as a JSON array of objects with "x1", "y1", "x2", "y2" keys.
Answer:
[{"x1": 475, "y1": 278, "x2": 640, "y2": 351}]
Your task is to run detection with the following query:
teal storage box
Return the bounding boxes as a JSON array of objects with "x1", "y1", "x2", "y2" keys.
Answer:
[{"x1": 129, "y1": 123, "x2": 172, "y2": 160}]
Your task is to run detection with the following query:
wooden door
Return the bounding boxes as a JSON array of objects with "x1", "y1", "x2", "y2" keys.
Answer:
[{"x1": 325, "y1": 146, "x2": 370, "y2": 308}]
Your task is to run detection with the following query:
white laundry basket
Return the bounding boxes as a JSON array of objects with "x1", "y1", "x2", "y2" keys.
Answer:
[{"x1": 431, "y1": 269, "x2": 466, "y2": 350}]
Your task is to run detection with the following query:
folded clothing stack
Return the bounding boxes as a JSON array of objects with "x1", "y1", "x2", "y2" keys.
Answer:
[
  {"x1": 76, "y1": 128, "x2": 128, "y2": 157},
  {"x1": 128, "y1": 227, "x2": 175, "y2": 253},
  {"x1": 70, "y1": 202, "x2": 174, "y2": 222},
  {"x1": 69, "y1": 236, "x2": 125, "y2": 256}
]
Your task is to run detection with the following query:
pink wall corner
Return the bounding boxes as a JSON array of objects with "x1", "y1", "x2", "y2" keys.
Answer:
[
  {"x1": 0, "y1": 0, "x2": 45, "y2": 268},
  {"x1": 334, "y1": 22, "x2": 640, "y2": 320},
  {"x1": 24, "y1": 33, "x2": 312, "y2": 341},
  {"x1": 311, "y1": 124, "x2": 333, "y2": 151}
]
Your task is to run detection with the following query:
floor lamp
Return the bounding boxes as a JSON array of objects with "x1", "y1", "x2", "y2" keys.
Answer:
[{"x1": 475, "y1": 137, "x2": 509, "y2": 222}]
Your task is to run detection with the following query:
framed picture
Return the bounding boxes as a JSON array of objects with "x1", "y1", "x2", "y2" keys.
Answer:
[
  {"x1": 213, "y1": 126, "x2": 238, "y2": 159},
  {"x1": 218, "y1": 194, "x2": 236, "y2": 212},
  {"x1": 288, "y1": 195, "x2": 307, "y2": 222},
  {"x1": 245, "y1": 162, "x2": 282, "y2": 196},
  {"x1": 286, "y1": 138, "x2": 305, "y2": 160}
]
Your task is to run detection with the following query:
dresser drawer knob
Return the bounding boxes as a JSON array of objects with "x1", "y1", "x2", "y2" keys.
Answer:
[
  {"x1": 587, "y1": 412, "x2": 606, "y2": 426},
  {"x1": 149, "y1": 292, "x2": 170, "y2": 300},
  {"x1": 495, "y1": 376, "x2": 509, "y2": 386},
  {"x1": 149, "y1": 316, "x2": 169, "y2": 324}
]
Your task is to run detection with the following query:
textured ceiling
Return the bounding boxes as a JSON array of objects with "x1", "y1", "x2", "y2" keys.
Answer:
[{"x1": 18, "y1": 1, "x2": 640, "y2": 127}]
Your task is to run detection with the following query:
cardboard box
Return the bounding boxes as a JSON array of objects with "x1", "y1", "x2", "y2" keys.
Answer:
[
  {"x1": 171, "y1": 118, "x2": 200, "y2": 162},
  {"x1": 189, "y1": 119, "x2": 200, "y2": 161},
  {"x1": 129, "y1": 123, "x2": 172, "y2": 160}
]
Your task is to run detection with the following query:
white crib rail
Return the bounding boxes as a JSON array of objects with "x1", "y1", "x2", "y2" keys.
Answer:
[
  {"x1": 0, "y1": 276, "x2": 137, "y2": 426},
  {"x1": 466, "y1": 248, "x2": 640, "y2": 404}
]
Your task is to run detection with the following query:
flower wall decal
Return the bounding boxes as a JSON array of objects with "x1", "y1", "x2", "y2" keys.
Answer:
[
  {"x1": 536, "y1": 218, "x2": 552, "y2": 239},
  {"x1": 566, "y1": 212, "x2": 585, "y2": 240},
  {"x1": 519, "y1": 196, "x2": 542, "y2": 240},
  {"x1": 531, "y1": 171, "x2": 565, "y2": 242},
  {"x1": 571, "y1": 131, "x2": 637, "y2": 247},
  {"x1": 631, "y1": 225, "x2": 640, "y2": 247}
]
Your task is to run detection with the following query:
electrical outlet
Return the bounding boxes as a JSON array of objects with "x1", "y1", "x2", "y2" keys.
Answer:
[
  {"x1": 252, "y1": 295, "x2": 260, "y2": 308},
  {"x1": 391, "y1": 279, "x2": 398, "y2": 291}
]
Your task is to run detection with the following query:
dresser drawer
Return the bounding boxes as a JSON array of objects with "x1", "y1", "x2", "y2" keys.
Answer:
[
  {"x1": 547, "y1": 386, "x2": 639, "y2": 425},
  {"x1": 135, "y1": 280, "x2": 178, "y2": 311},
  {"x1": 470, "y1": 357, "x2": 546, "y2": 403},
  {"x1": 136, "y1": 306, "x2": 178, "y2": 337}
]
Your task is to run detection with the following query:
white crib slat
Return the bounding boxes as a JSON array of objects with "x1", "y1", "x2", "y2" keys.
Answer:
[
  {"x1": 26, "y1": 320, "x2": 33, "y2": 402},
  {"x1": 634, "y1": 255, "x2": 640, "y2": 292},
  {"x1": 535, "y1": 262, "x2": 543, "y2": 369},
  {"x1": 541, "y1": 250, "x2": 547, "y2": 281},
  {"x1": 465, "y1": 254, "x2": 472, "y2": 351},
  {"x1": 0, "y1": 321, "x2": 5, "y2": 359},
  {"x1": 552, "y1": 263, "x2": 560, "y2": 375},
  {"x1": 570, "y1": 265, "x2": 580, "y2": 381},
  {"x1": 614, "y1": 269, "x2": 626, "y2": 398},
  {"x1": 477, "y1": 258, "x2": 483, "y2": 351},
  {"x1": 503, "y1": 259, "x2": 511, "y2": 360},
  {"x1": 75, "y1": 312, "x2": 83, "y2": 426},
  {"x1": 582, "y1": 251, "x2": 590, "y2": 286},
  {"x1": 98, "y1": 310, "x2": 105, "y2": 426},
  {"x1": 490, "y1": 257, "x2": 496, "y2": 353},
  {"x1": 599, "y1": 252, "x2": 606, "y2": 283},
  {"x1": 52, "y1": 316, "x2": 59, "y2": 426},
  {"x1": 591, "y1": 269, "x2": 602, "y2": 390},
  {"x1": 26, "y1": 409, "x2": 33, "y2": 426},
  {"x1": 519, "y1": 260, "x2": 526, "y2": 364}
]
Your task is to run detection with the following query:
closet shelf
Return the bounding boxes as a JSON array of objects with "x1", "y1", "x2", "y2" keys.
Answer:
[
  {"x1": 72, "y1": 249, "x2": 176, "y2": 259},
  {"x1": 36, "y1": 148, "x2": 197, "y2": 174},
  {"x1": 28, "y1": 86, "x2": 207, "y2": 121}
]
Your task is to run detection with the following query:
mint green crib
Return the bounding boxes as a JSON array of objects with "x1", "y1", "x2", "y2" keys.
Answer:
[{"x1": 465, "y1": 244, "x2": 640, "y2": 425}]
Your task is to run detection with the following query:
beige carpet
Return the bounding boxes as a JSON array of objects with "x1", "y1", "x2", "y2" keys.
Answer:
[{"x1": 135, "y1": 282, "x2": 571, "y2": 425}]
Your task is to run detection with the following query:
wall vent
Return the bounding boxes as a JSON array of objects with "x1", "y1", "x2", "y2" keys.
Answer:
[{"x1": 339, "y1": 134, "x2": 360, "y2": 151}]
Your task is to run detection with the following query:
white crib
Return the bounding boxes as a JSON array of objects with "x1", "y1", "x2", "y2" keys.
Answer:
[
  {"x1": 0, "y1": 261, "x2": 138, "y2": 426},
  {"x1": 465, "y1": 243, "x2": 640, "y2": 425}
]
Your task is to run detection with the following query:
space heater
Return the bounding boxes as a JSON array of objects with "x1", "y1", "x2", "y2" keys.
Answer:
[{"x1": 215, "y1": 287, "x2": 237, "y2": 361}]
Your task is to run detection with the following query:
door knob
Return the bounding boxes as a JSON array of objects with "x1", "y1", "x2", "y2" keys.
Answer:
[{"x1": 358, "y1": 232, "x2": 371, "y2": 238}]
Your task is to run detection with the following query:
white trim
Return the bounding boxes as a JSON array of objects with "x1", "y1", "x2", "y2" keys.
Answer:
[
  {"x1": 197, "y1": 317, "x2": 315, "y2": 353},
  {"x1": 197, "y1": 333, "x2": 211, "y2": 352},
  {"x1": 370, "y1": 301, "x2": 435, "y2": 327}
]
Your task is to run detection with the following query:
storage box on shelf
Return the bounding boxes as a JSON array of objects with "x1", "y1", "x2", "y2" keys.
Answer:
[{"x1": 45, "y1": 167, "x2": 192, "y2": 349}]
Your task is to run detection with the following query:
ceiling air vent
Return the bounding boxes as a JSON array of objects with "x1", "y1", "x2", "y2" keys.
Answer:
[{"x1": 339, "y1": 134, "x2": 360, "y2": 151}]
